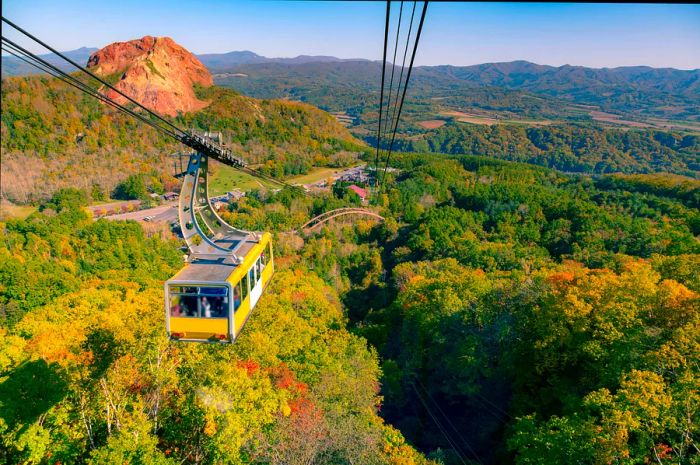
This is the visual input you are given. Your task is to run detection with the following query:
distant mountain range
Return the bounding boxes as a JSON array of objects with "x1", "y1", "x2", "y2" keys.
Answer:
[
  {"x1": 211, "y1": 59, "x2": 700, "y2": 122},
  {"x1": 0, "y1": 47, "x2": 368, "y2": 76},
  {"x1": 1, "y1": 47, "x2": 98, "y2": 76},
  {"x1": 196, "y1": 50, "x2": 369, "y2": 68},
  {"x1": 3, "y1": 47, "x2": 698, "y2": 122}
]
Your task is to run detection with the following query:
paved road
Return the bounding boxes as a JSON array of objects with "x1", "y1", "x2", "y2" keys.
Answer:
[
  {"x1": 88, "y1": 200, "x2": 141, "y2": 215},
  {"x1": 104, "y1": 204, "x2": 178, "y2": 223}
]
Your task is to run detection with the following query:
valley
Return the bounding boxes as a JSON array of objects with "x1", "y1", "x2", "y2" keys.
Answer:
[
  {"x1": 204, "y1": 58, "x2": 700, "y2": 179},
  {"x1": 1, "y1": 7, "x2": 699, "y2": 464},
  {"x1": 208, "y1": 59, "x2": 699, "y2": 124}
]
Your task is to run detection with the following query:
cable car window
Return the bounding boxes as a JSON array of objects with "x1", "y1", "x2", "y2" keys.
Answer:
[
  {"x1": 169, "y1": 285, "x2": 228, "y2": 318},
  {"x1": 257, "y1": 256, "x2": 264, "y2": 277},
  {"x1": 249, "y1": 267, "x2": 255, "y2": 286},
  {"x1": 241, "y1": 273, "x2": 249, "y2": 300},
  {"x1": 233, "y1": 282, "x2": 242, "y2": 311}
]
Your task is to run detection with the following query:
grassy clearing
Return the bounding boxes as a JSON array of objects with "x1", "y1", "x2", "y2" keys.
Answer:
[
  {"x1": 208, "y1": 165, "x2": 276, "y2": 196},
  {"x1": 0, "y1": 202, "x2": 37, "y2": 220},
  {"x1": 209, "y1": 165, "x2": 357, "y2": 196},
  {"x1": 287, "y1": 167, "x2": 345, "y2": 185}
]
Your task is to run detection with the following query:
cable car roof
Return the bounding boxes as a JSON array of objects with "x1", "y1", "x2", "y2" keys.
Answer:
[
  {"x1": 169, "y1": 263, "x2": 237, "y2": 283},
  {"x1": 168, "y1": 233, "x2": 271, "y2": 283}
]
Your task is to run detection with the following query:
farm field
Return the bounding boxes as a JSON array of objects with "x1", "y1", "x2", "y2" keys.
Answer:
[
  {"x1": 589, "y1": 110, "x2": 651, "y2": 128},
  {"x1": 589, "y1": 111, "x2": 700, "y2": 133},
  {"x1": 423, "y1": 108, "x2": 699, "y2": 134},
  {"x1": 646, "y1": 117, "x2": 700, "y2": 133},
  {"x1": 438, "y1": 110, "x2": 552, "y2": 126},
  {"x1": 287, "y1": 167, "x2": 345, "y2": 185},
  {"x1": 440, "y1": 110, "x2": 500, "y2": 125},
  {"x1": 417, "y1": 119, "x2": 446, "y2": 129}
]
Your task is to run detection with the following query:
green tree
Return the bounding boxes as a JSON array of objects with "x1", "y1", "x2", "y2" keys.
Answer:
[{"x1": 112, "y1": 174, "x2": 147, "y2": 200}]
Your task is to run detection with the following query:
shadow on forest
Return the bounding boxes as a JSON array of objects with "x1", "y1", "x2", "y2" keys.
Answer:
[
  {"x1": 0, "y1": 359, "x2": 68, "y2": 431},
  {"x1": 343, "y1": 284, "x2": 393, "y2": 323},
  {"x1": 83, "y1": 327, "x2": 122, "y2": 379}
]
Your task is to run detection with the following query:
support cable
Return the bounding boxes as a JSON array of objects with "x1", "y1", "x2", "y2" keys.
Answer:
[
  {"x1": 472, "y1": 390, "x2": 513, "y2": 421},
  {"x1": 3, "y1": 20, "x2": 314, "y2": 197},
  {"x1": 415, "y1": 378, "x2": 484, "y2": 465},
  {"x1": 372, "y1": 1, "x2": 391, "y2": 188},
  {"x1": 386, "y1": 1, "x2": 417, "y2": 147},
  {"x1": 1, "y1": 38, "x2": 181, "y2": 141},
  {"x1": 380, "y1": 1, "x2": 428, "y2": 188},
  {"x1": 240, "y1": 166, "x2": 305, "y2": 193},
  {"x1": 2, "y1": 16, "x2": 188, "y2": 138},
  {"x1": 379, "y1": 1, "x2": 404, "y2": 176},
  {"x1": 411, "y1": 382, "x2": 474, "y2": 465}
]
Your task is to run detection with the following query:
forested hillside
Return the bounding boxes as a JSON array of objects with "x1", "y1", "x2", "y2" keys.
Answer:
[
  {"x1": 2, "y1": 151, "x2": 698, "y2": 463},
  {"x1": 7, "y1": 53, "x2": 699, "y2": 121},
  {"x1": 3, "y1": 59, "x2": 698, "y2": 207},
  {"x1": 2, "y1": 30, "x2": 699, "y2": 464},
  {"x1": 0, "y1": 74, "x2": 363, "y2": 203},
  {"x1": 213, "y1": 61, "x2": 699, "y2": 177},
  {"x1": 214, "y1": 153, "x2": 699, "y2": 464},
  {"x1": 212, "y1": 60, "x2": 700, "y2": 121},
  {"x1": 0, "y1": 190, "x2": 432, "y2": 464},
  {"x1": 388, "y1": 123, "x2": 700, "y2": 176}
]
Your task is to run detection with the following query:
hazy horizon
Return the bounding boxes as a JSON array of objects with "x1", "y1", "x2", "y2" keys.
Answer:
[
  {"x1": 2, "y1": 1, "x2": 699, "y2": 70},
  {"x1": 6, "y1": 45, "x2": 700, "y2": 72}
]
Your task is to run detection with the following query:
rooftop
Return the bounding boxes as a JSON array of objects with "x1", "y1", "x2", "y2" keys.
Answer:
[{"x1": 348, "y1": 184, "x2": 368, "y2": 199}]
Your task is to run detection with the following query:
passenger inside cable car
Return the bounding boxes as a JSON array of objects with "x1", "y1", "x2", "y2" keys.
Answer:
[
  {"x1": 169, "y1": 286, "x2": 229, "y2": 318},
  {"x1": 233, "y1": 286, "x2": 241, "y2": 310}
]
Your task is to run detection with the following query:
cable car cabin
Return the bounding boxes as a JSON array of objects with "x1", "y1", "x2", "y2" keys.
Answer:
[{"x1": 165, "y1": 232, "x2": 274, "y2": 343}]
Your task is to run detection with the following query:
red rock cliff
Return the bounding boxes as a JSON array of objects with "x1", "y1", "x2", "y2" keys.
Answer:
[{"x1": 87, "y1": 36, "x2": 213, "y2": 117}]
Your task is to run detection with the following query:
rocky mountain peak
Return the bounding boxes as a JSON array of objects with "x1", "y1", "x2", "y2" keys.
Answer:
[{"x1": 87, "y1": 36, "x2": 213, "y2": 116}]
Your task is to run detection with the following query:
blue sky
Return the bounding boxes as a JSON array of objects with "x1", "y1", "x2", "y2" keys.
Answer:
[{"x1": 2, "y1": 1, "x2": 699, "y2": 69}]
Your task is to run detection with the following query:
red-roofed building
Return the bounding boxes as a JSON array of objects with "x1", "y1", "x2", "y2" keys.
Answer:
[{"x1": 348, "y1": 184, "x2": 368, "y2": 203}]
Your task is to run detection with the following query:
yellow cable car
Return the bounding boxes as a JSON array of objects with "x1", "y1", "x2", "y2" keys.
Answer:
[
  {"x1": 165, "y1": 132, "x2": 274, "y2": 343},
  {"x1": 166, "y1": 233, "x2": 274, "y2": 343}
]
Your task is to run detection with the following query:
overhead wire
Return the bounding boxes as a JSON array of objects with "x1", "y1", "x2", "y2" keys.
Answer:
[
  {"x1": 411, "y1": 383, "x2": 467, "y2": 465},
  {"x1": 472, "y1": 390, "x2": 513, "y2": 422},
  {"x1": 1, "y1": 37, "x2": 182, "y2": 141},
  {"x1": 373, "y1": 2, "x2": 427, "y2": 191},
  {"x1": 240, "y1": 166, "x2": 306, "y2": 194},
  {"x1": 5, "y1": 7, "x2": 429, "y2": 196},
  {"x1": 414, "y1": 378, "x2": 484, "y2": 465},
  {"x1": 2, "y1": 16, "x2": 188, "y2": 139},
  {"x1": 379, "y1": 1, "x2": 428, "y2": 188},
  {"x1": 2, "y1": 44, "x2": 58, "y2": 75},
  {"x1": 1, "y1": 41, "x2": 180, "y2": 141},
  {"x1": 410, "y1": 381, "x2": 474, "y2": 465},
  {"x1": 2, "y1": 20, "x2": 305, "y2": 194},
  {"x1": 378, "y1": 1, "x2": 404, "y2": 177},
  {"x1": 372, "y1": 1, "x2": 392, "y2": 188},
  {"x1": 385, "y1": 1, "x2": 417, "y2": 149},
  {"x1": 0, "y1": 43, "x2": 121, "y2": 113}
]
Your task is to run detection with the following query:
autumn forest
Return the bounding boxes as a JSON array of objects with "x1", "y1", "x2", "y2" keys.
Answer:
[{"x1": 1, "y1": 6, "x2": 700, "y2": 465}]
